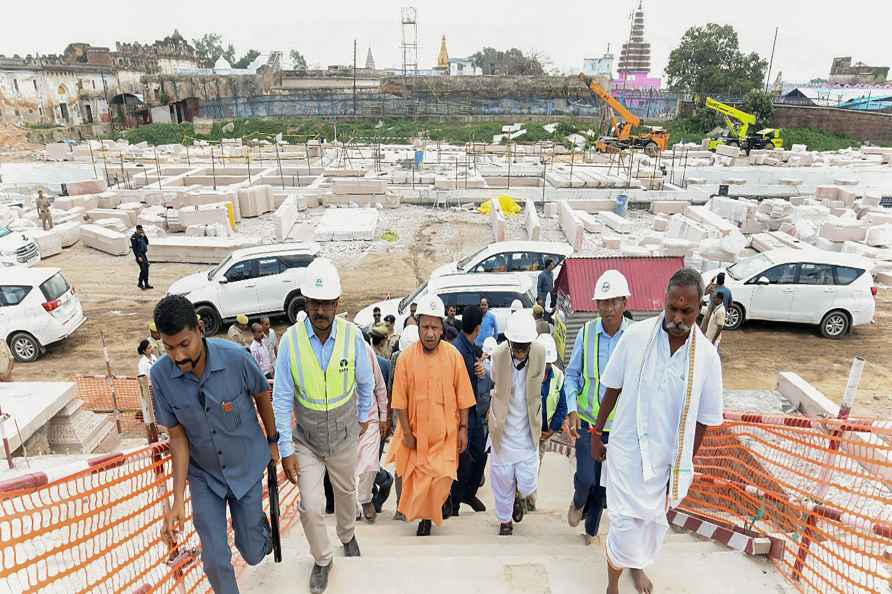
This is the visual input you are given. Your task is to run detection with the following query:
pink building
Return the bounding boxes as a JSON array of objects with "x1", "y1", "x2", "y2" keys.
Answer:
[{"x1": 615, "y1": 2, "x2": 662, "y2": 91}]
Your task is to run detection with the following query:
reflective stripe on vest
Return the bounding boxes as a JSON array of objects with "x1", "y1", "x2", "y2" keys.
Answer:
[
  {"x1": 287, "y1": 317, "x2": 357, "y2": 411},
  {"x1": 579, "y1": 319, "x2": 616, "y2": 429},
  {"x1": 545, "y1": 367, "x2": 564, "y2": 423}
]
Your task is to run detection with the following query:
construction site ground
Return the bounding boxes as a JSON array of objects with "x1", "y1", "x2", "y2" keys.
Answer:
[{"x1": 15, "y1": 211, "x2": 892, "y2": 419}]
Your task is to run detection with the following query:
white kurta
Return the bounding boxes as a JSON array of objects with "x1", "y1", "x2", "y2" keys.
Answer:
[
  {"x1": 487, "y1": 361, "x2": 540, "y2": 523},
  {"x1": 600, "y1": 316, "x2": 723, "y2": 568}
]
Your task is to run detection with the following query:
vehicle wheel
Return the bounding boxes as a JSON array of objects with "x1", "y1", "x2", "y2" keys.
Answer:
[
  {"x1": 724, "y1": 303, "x2": 745, "y2": 331},
  {"x1": 820, "y1": 310, "x2": 850, "y2": 339},
  {"x1": 9, "y1": 332, "x2": 40, "y2": 363},
  {"x1": 287, "y1": 295, "x2": 306, "y2": 324},
  {"x1": 195, "y1": 305, "x2": 222, "y2": 336},
  {"x1": 644, "y1": 141, "x2": 659, "y2": 157}
]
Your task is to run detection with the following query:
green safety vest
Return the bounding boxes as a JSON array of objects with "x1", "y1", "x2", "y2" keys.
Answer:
[
  {"x1": 578, "y1": 317, "x2": 619, "y2": 429},
  {"x1": 287, "y1": 317, "x2": 358, "y2": 412},
  {"x1": 545, "y1": 366, "x2": 564, "y2": 424}
]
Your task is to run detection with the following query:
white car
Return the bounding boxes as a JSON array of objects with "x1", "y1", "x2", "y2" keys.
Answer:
[
  {"x1": 167, "y1": 242, "x2": 320, "y2": 336},
  {"x1": 354, "y1": 273, "x2": 536, "y2": 334},
  {"x1": 710, "y1": 248, "x2": 876, "y2": 338},
  {"x1": 0, "y1": 267, "x2": 85, "y2": 362},
  {"x1": 431, "y1": 241, "x2": 573, "y2": 285},
  {"x1": 0, "y1": 227, "x2": 40, "y2": 268}
]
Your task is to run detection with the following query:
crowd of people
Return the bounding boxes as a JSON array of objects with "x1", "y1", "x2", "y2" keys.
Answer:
[{"x1": 142, "y1": 257, "x2": 725, "y2": 594}]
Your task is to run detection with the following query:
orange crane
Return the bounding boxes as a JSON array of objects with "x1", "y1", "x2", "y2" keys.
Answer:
[{"x1": 577, "y1": 73, "x2": 669, "y2": 155}]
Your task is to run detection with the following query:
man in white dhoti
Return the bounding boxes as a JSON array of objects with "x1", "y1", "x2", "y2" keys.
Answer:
[
  {"x1": 486, "y1": 311, "x2": 547, "y2": 536},
  {"x1": 355, "y1": 342, "x2": 388, "y2": 522},
  {"x1": 590, "y1": 268, "x2": 723, "y2": 594}
]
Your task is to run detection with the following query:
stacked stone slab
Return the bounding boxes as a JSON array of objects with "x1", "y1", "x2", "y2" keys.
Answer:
[
  {"x1": 650, "y1": 201, "x2": 690, "y2": 215},
  {"x1": 558, "y1": 202, "x2": 584, "y2": 251},
  {"x1": 866, "y1": 224, "x2": 892, "y2": 247},
  {"x1": 238, "y1": 185, "x2": 276, "y2": 218},
  {"x1": 523, "y1": 201, "x2": 540, "y2": 242},
  {"x1": 820, "y1": 218, "x2": 867, "y2": 243},
  {"x1": 53, "y1": 221, "x2": 82, "y2": 247},
  {"x1": 81, "y1": 224, "x2": 130, "y2": 256},
  {"x1": 667, "y1": 215, "x2": 710, "y2": 242},
  {"x1": 274, "y1": 196, "x2": 301, "y2": 241},
  {"x1": 148, "y1": 236, "x2": 261, "y2": 264},
  {"x1": 86, "y1": 209, "x2": 133, "y2": 227},
  {"x1": 46, "y1": 398, "x2": 119, "y2": 454},
  {"x1": 313, "y1": 208, "x2": 379, "y2": 242},
  {"x1": 55, "y1": 195, "x2": 99, "y2": 211},
  {"x1": 25, "y1": 229, "x2": 63, "y2": 258},
  {"x1": 178, "y1": 203, "x2": 233, "y2": 230},
  {"x1": 598, "y1": 212, "x2": 633, "y2": 234}
]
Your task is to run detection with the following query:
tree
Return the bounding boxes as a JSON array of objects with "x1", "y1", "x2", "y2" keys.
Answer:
[
  {"x1": 742, "y1": 88, "x2": 775, "y2": 128},
  {"x1": 471, "y1": 47, "x2": 544, "y2": 75},
  {"x1": 289, "y1": 50, "x2": 308, "y2": 71},
  {"x1": 192, "y1": 33, "x2": 259, "y2": 69},
  {"x1": 192, "y1": 33, "x2": 225, "y2": 68},
  {"x1": 665, "y1": 24, "x2": 768, "y2": 97}
]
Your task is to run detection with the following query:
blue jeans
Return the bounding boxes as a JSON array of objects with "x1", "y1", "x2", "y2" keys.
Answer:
[
  {"x1": 190, "y1": 473, "x2": 271, "y2": 594},
  {"x1": 573, "y1": 420, "x2": 610, "y2": 537}
]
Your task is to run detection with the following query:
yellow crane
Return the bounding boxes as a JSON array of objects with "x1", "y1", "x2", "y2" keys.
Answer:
[
  {"x1": 703, "y1": 97, "x2": 783, "y2": 154},
  {"x1": 577, "y1": 73, "x2": 669, "y2": 155}
]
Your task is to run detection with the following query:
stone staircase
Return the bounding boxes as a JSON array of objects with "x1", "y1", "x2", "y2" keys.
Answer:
[
  {"x1": 240, "y1": 452, "x2": 796, "y2": 594},
  {"x1": 46, "y1": 398, "x2": 120, "y2": 454}
]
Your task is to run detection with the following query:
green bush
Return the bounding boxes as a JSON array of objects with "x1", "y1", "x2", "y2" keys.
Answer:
[
  {"x1": 124, "y1": 123, "x2": 195, "y2": 145},
  {"x1": 782, "y1": 128, "x2": 862, "y2": 152}
]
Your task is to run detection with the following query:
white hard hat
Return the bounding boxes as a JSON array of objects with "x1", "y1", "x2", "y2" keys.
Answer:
[
  {"x1": 399, "y1": 325, "x2": 420, "y2": 351},
  {"x1": 482, "y1": 336, "x2": 498, "y2": 355},
  {"x1": 593, "y1": 269, "x2": 631, "y2": 301},
  {"x1": 510, "y1": 299, "x2": 523, "y2": 312},
  {"x1": 302, "y1": 258, "x2": 342, "y2": 300},
  {"x1": 536, "y1": 333, "x2": 558, "y2": 363},
  {"x1": 505, "y1": 310, "x2": 538, "y2": 343},
  {"x1": 415, "y1": 295, "x2": 446, "y2": 320}
]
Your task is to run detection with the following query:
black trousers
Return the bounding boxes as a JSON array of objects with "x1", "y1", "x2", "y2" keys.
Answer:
[
  {"x1": 450, "y1": 409, "x2": 488, "y2": 505},
  {"x1": 137, "y1": 257, "x2": 150, "y2": 287}
]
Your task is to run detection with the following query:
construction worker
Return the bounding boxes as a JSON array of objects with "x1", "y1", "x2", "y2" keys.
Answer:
[
  {"x1": 131, "y1": 224, "x2": 152, "y2": 290},
  {"x1": 228, "y1": 314, "x2": 253, "y2": 348},
  {"x1": 486, "y1": 310, "x2": 546, "y2": 536},
  {"x1": 150, "y1": 295, "x2": 279, "y2": 594},
  {"x1": 526, "y1": 333, "x2": 567, "y2": 512},
  {"x1": 272, "y1": 258, "x2": 375, "y2": 594},
  {"x1": 565, "y1": 270, "x2": 633, "y2": 545},
  {"x1": 36, "y1": 190, "x2": 53, "y2": 231},
  {"x1": 147, "y1": 321, "x2": 163, "y2": 355}
]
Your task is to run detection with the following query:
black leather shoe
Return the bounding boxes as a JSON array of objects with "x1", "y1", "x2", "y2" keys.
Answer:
[
  {"x1": 416, "y1": 519, "x2": 432, "y2": 536},
  {"x1": 463, "y1": 496, "x2": 486, "y2": 512},
  {"x1": 343, "y1": 536, "x2": 361, "y2": 557},
  {"x1": 499, "y1": 522, "x2": 513, "y2": 536},
  {"x1": 512, "y1": 497, "x2": 525, "y2": 523},
  {"x1": 309, "y1": 562, "x2": 332, "y2": 594},
  {"x1": 144, "y1": 285, "x2": 155, "y2": 290},
  {"x1": 372, "y1": 470, "x2": 393, "y2": 513}
]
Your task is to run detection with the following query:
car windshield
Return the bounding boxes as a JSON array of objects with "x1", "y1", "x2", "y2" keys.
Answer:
[
  {"x1": 457, "y1": 246, "x2": 489, "y2": 269},
  {"x1": 0, "y1": 227, "x2": 10, "y2": 239},
  {"x1": 208, "y1": 256, "x2": 232, "y2": 281},
  {"x1": 727, "y1": 253, "x2": 772, "y2": 281},
  {"x1": 398, "y1": 281, "x2": 428, "y2": 314}
]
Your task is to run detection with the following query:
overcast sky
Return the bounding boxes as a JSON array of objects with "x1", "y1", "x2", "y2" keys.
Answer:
[{"x1": 3, "y1": 0, "x2": 889, "y2": 82}]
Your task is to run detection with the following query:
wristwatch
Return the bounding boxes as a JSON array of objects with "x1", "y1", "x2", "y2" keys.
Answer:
[{"x1": 267, "y1": 431, "x2": 280, "y2": 445}]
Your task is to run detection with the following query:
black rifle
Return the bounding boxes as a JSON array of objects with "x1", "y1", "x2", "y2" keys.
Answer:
[{"x1": 267, "y1": 460, "x2": 282, "y2": 562}]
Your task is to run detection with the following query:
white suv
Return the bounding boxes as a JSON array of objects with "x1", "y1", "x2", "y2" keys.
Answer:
[
  {"x1": 710, "y1": 248, "x2": 876, "y2": 338},
  {"x1": 0, "y1": 227, "x2": 40, "y2": 268},
  {"x1": 0, "y1": 267, "x2": 86, "y2": 361},
  {"x1": 355, "y1": 273, "x2": 536, "y2": 334},
  {"x1": 431, "y1": 240, "x2": 573, "y2": 284},
  {"x1": 167, "y1": 242, "x2": 320, "y2": 335}
]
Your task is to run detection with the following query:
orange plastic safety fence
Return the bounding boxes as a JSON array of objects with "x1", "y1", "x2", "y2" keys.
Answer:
[
  {"x1": 76, "y1": 375, "x2": 146, "y2": 435},
  {"x1": 0, "y1": 443, "x2": 300, "y2": 594},
  {"x1": 681, "y1": 418, "x2": 892, "y2": 594}
]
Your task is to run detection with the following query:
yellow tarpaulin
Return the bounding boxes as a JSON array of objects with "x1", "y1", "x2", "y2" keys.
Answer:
[{"x1": 479, "y1": 195, "x2": 522, "y2": 215}]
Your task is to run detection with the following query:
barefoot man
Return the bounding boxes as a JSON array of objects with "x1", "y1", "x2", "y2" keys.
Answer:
[{"x1": 591, "y1": 268, "x2": 724, "y2": 594}]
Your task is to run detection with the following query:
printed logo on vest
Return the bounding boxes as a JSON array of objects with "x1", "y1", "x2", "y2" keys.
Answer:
[{"x1": 339, "y1": 358, "x2": 348, "y2": 372}]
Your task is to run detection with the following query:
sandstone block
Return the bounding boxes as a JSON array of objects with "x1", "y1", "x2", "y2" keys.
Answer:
[{"x1": 80, "y1": 224, "x2": 130, "y2": 256}]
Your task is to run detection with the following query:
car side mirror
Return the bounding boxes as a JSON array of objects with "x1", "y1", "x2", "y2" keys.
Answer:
[
  {"x1": 756, "y1": 276, "x2": 770, "y2": 285},
  {"x1": 219, "y1": 277, "x2": 229, "y2": 284}
]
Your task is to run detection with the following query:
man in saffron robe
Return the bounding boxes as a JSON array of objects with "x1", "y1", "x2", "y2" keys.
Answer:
[{"x1": 389, "y1": 295, "x2": 476, "y2": 536}]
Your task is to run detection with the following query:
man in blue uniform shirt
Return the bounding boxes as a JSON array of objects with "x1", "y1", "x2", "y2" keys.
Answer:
[{"x1": 150, "y1": 295, "x2": 280, "y2": 594}]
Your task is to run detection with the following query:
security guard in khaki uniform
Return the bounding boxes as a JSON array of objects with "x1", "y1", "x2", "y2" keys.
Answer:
[
  {"x1": 36, "y1": 190, "x2": 53, "y2": 231},
  {"x1": 272, "y1": 258, "x2": 375, "y2": 594}
]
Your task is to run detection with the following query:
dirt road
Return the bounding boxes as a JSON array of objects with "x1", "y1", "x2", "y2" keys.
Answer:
[{"x1": 14, "y1": 221, "x2": 892, "y2": 418}]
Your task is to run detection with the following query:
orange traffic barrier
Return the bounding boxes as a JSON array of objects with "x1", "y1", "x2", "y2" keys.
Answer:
[
  {"x1": 684, "y1": 415, "x2": 892, "y2": 594},
  {"x1": 0, "y1": 442, "x2": 300, "y2": 593}
]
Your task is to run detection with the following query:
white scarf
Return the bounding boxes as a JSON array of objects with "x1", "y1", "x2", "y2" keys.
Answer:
[{"x1": 634, "y1": 313, "x2": 708, "y2": 508}]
